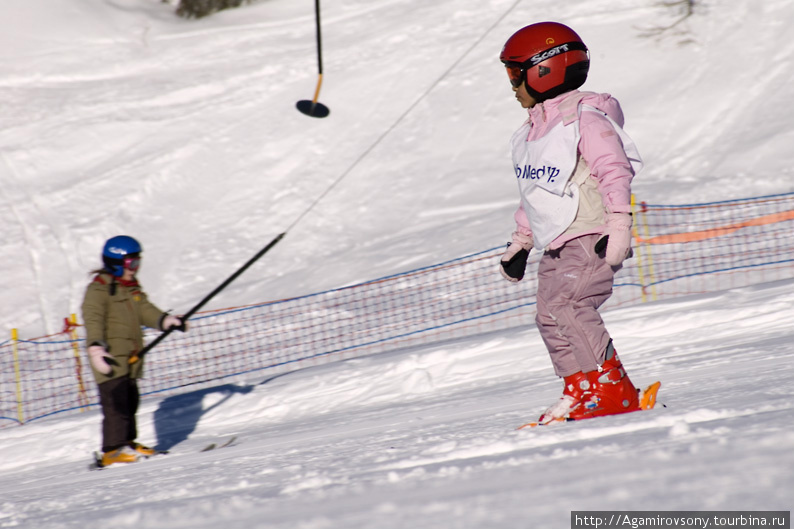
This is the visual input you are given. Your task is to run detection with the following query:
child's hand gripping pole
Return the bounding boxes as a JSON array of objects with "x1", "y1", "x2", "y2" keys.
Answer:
[{"x1": 128, "y1": 315, "x2": 187, "y2": 365}]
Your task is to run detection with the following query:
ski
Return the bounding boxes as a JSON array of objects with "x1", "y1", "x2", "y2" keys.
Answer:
[
  {"x1": 89, "y1": 437, "x2": 236, "y2": 470},
  {"x1": 88, "y1": 451, "x2": 104, "y2": 471},
  {"x1": 516, "y1": 381, "x2": 662, "y2": 430},
  {"x1": 200, "y1": 436, "x2": 238, "y2": 452},
  {"x1": 639, "y1": 381, "x2": 662, "y2": 410}
]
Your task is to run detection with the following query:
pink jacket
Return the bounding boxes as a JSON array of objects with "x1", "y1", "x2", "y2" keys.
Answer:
[{"x1": 513, "y1": 90, "x2": 636, "y2": 250}]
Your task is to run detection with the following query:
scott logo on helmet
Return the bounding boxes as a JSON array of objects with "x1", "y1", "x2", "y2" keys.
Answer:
[
  {"x1": 515, "y1": 164, "x2": 561, "y2": 183},
  {"x1": 530, "y1": 43, "x2": 570, "y2": 66}
]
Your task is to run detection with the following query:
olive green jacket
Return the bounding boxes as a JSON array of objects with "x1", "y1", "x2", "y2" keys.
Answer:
[{"x1": 81, "y1": 272, "x2": 166, "y2": 384}]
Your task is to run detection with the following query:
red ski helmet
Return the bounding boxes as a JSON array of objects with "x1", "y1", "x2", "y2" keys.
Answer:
[{"x1": 500, "y1": 22, "x2": 589, "y2": 102}]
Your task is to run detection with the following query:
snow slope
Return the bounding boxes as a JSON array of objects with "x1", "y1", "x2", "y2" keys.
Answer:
[
  {"x1": 3, "y1": 0, "x2": 793, "y2": 337},
  {"x1": 1, "y1": 282, "x2": 793, "y2": 528},
  {"x1": 1, "y1": 0, "x2": 793, "y2": 527}
]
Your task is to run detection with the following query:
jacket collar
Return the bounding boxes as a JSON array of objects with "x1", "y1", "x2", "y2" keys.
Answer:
[
  {"x1": 117, "y1": 277, "x2": 140, "y2": 288},
  {"x1": 527, "y1": 90, "x2": 579, "y2": 125},
  {"x1": 96, "y1": 272, "x2": 139, "y2": 288}
]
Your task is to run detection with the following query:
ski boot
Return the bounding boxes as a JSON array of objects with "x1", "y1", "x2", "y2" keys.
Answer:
[
  {"x1": 101, "y1": 445, "x2": 140, "y2": 466},
  {"x1": 569, "y1": 348, "x2": 641, "y2": 420},
  {"x1": 131, "y1": 442, "x2": 156, "y2": 457},
  {"x1": 537, "y1": 371, "x2": 591, "y2": 425}
]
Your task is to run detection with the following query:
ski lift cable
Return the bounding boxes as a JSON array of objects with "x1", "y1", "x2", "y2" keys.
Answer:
[{"x1": 285, "y1": 0, "x2": 525, "y2": 235}]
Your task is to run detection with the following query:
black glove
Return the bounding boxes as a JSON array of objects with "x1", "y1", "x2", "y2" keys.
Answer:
[{"x1": 500, "y1": 243, "x2": 530, "y2": 282}]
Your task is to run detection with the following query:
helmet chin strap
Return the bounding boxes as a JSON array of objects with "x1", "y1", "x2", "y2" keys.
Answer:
[{"x1": 524, "y1": 81, "x2": 546, "y2": 104}]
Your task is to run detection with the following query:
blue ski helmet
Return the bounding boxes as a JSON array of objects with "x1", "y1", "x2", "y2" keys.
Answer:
[{"x1": 102, "y1": 235, "x2": 142, "y2": 277}]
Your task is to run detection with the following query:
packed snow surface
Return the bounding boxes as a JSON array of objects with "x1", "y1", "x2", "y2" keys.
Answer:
[{"x1": 1, "y1": 0, "x2": 793, "y2": 527}]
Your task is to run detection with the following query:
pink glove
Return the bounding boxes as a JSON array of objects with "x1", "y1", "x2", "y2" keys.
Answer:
[
  {"x1": 603, "y1": 213, "x2": 633, "y2": 266},
  {"x1": 162, "y1": 314, "x2": 188, "y2": 332},
  {"x1": 87, "y1": 345, "x2": 114, "y2": 375},
  {"x1": 500, "y1": 231, "x2": 533, "y2": 282}
]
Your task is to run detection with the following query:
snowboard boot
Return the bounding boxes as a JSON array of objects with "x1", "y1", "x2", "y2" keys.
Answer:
[
  {"x1": 131, "y1": 442, "x2": 156, "y2": 457},
  {"x1": 537, "y1": 371, "x2": 591, "y2": 424},
  {"x1": 569, "y1": 345, "x2": 641, "y2": 420},
  {"x1": 101, "y1": 445, "x2": 140, "y2": 466}
]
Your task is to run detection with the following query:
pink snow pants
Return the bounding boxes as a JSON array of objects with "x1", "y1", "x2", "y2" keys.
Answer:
[{"x1": 535, "y1": 234, "x2": 618, "y2": 377}]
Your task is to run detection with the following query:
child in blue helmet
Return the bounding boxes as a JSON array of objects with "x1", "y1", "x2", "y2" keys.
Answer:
[{"x1": 81, "y1": 235, "x2": 187, "y2": 466}]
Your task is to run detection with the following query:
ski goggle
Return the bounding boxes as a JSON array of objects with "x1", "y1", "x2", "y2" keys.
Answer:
[
  {"x1": 505, "y1": 65, "x2": 526, "y2": 88},
  {"x1": 123, "y1": 255, "x2": 141, "y2": 272},
  {"x1": 503, "y1": 41, "x2": 589, "y2": 88}
]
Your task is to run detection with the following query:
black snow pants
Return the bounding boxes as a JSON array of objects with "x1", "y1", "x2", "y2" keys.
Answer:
[{"x1": 98, "y1": 375, "x2": 140, "y2": 452}]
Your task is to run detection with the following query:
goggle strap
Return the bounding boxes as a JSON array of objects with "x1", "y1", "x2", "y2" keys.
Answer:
[{"x1": 503, "y1": 40, "x2": 588, "y2": 70}]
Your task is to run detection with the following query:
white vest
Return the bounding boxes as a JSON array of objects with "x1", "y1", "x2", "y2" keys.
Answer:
[{"x1": 510, "y1": 105, "x2": 642, "y2": 249}]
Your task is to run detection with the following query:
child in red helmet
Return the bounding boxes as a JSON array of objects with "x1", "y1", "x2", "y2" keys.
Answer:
[{"x1": 498, "y1": 22, "x2": 656, "y2": 424}]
